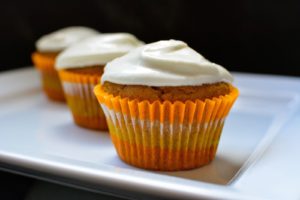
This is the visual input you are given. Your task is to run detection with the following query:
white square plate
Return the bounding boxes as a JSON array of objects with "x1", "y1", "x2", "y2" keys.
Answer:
[{"x1": 0, "y1": 68, "x2": 300, "y2": 199}]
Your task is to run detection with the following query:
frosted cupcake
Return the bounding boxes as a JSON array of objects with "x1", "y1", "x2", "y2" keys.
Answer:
[
  {"x1": 56, "y1": 33, "x2": 144, "y2": 130},
  {"x1": 94, "y1": 40, "x2": 239, "y2": 170},
  {"x1": 32, "y1": 26, "x2": 99, "y2": 102}
]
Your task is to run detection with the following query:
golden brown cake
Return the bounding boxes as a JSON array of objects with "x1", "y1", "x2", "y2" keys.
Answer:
[{"x1": 103, "y1": 81, "x2": 231, "y2": 102}]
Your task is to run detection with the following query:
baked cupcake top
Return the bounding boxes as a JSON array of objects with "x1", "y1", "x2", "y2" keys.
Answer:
[
  {"x1": 55, "y1": 33, "x2": 144, "y2": 69},
  {"x1": 101, "y1": 40, "x2": 233, "y2": 86},
  {"x1": 36, "y1": 26, "x2": 99, "y2": 52}
]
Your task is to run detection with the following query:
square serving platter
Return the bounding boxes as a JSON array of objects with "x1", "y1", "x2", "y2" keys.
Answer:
[{"x1": 0, "y1": 67, "x2": 300, "y2": 200}]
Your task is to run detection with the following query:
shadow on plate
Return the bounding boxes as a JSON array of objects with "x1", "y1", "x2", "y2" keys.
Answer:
[
  {"x1": 159, "y1": 156, "x2": 240, "y2": 185},
  {"x1": 103, "y1": 153, "x2": 240, "y2": 185}
]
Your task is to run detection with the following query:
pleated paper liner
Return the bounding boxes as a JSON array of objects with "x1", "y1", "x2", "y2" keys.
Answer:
[
  {"x1": 94, "y1": 85, "x2": 239, "y2": 171},
  {"x1": 59, "y1": 68, "x2": 108, "y2": 130},
  {"x1": 31, "y1": 52, "x2": 65, "y2": 102}
]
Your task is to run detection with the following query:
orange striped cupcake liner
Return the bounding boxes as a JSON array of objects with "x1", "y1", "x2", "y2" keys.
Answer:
[
  {"x1": 59, "y1": 69, "x2": 108, "y2": 131},
  {"x1": 31, "y1": 52, "x2": 65, "y2": 102},
  {"x1": 94, "y1": 85, "x2": 239, "y2": 171}
]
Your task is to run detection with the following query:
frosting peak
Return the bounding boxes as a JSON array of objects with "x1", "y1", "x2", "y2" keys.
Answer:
[
  {"x1": 36, "y1": 26, "x2": 99, "y2": 52},
  {"x1": 101, "y1": 40, "x2": 233, "y2": 86},
  {"x1": 55, "y1": 33, "x2": 144, "y2": 69},
  {"x1": 142, "y1": 40, "x2": 219, "y2": 76}
]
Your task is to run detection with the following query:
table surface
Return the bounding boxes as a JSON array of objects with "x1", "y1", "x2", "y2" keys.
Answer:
[{"x1": 0, "y1": 67, "x2": 300, "y2": 200}]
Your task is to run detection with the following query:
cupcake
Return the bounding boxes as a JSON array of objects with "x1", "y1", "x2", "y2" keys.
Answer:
[
  {"x1": 94, "y1": 40, "x2": 239, "y2": 171},
  {"x1": 55, "y1": 33, "x2": 144, "y2": 130},
  {"x1": 32, "y1": 26, "x2": 99, "y2": 102}
]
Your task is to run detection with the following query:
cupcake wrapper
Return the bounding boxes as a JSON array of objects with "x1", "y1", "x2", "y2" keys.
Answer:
[
  {"x1": 59, "y1": 70, "x2": 107, "y2": 130},
  {"x1": 94, "y1": 85, "x2": 239, "y2": 171},
  {"x1": 32, "y1": 52, "x2": 65, "y2": 102}
]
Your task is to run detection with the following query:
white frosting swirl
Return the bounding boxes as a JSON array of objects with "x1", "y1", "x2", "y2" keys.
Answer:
[
  {"x1": 36, "y1": 26, "x2": 99, "y2": 52},
  {"x1": 55, "y1": 33, "x2": 144, "y2": 69},
  {"x1": 101, "y1": 40, "x2": 233, "y2": 86}
]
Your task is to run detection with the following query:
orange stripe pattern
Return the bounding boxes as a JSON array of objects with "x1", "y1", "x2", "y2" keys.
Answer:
[
  {"x1": 94, "y1": 85, "x2": 239, "y2": 171},
  {"x1": 59, "y1": 70, "x2": 108, "y2": 130},
  {"x1": 31, "y1": 52, "x2": 65, "y2": 102}
]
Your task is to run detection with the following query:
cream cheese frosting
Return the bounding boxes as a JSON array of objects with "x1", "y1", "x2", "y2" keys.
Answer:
[
  {"x1": 101, "y1": 40, "x2": 233, "y2": 86},
  {"x1": 55, "y1": 33, "x2": 144, "y2": 69},
  {"x1": 36, "y1": 26, "x2": 99, "y2": 52}
]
